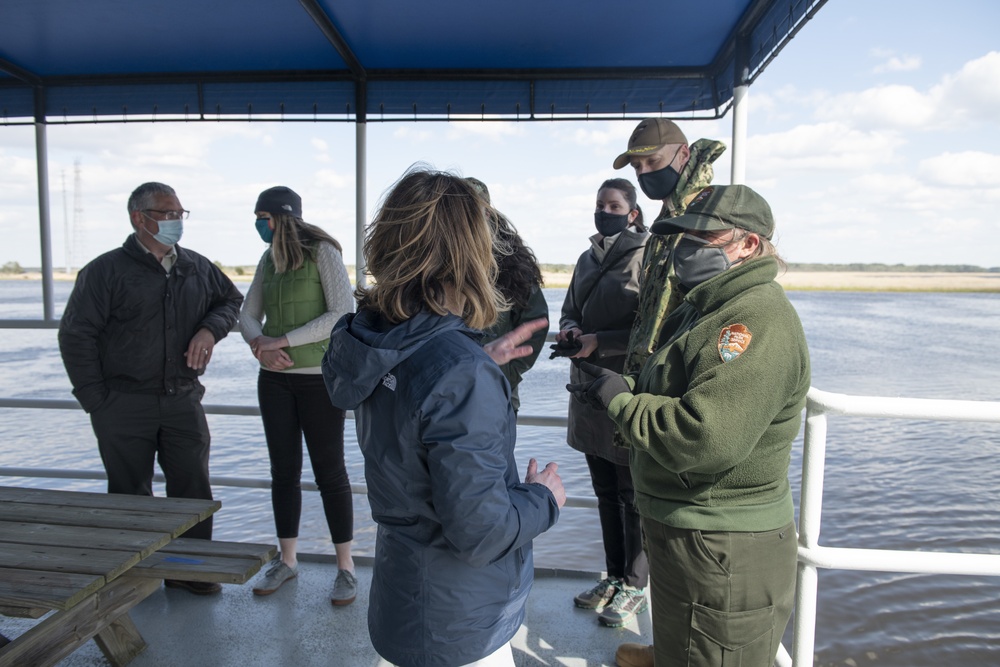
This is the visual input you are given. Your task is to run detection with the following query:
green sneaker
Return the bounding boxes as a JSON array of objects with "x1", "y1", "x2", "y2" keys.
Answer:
[
  {"x1": 573, "y1": 576, "x2": 620, "y2": 609},
  {"x1": 598, "y1": 585, "x2": 648, "y2": 627}
]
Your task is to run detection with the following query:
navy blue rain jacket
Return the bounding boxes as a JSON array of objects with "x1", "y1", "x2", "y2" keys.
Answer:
[{"x1": 323, "y1": 309, "x2": 559, "y2": 667}]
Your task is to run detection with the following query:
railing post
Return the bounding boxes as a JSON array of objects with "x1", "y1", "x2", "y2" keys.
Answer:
[{"x1": 792, "y1": 398, "x2": 829, "y2": 667}]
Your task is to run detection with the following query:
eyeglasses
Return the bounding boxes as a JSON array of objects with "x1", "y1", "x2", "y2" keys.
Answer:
[{"x1": 142, "y1": 209, "x2": 190, "y2": 221}]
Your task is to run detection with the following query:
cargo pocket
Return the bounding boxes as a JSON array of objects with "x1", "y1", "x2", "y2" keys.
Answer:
[{"x1": 688, "y1": 602, "x2": 774, "y2": 667}]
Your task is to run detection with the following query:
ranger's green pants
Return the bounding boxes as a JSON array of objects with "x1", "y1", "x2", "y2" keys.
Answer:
[{"x1": 641, "y1": 518, "x2": 797, "y2": 667}]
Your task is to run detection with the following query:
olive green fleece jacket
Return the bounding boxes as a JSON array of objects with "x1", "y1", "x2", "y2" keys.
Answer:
[{"x1": 607, "y1": 257, "x2": 810, "y2": 532}]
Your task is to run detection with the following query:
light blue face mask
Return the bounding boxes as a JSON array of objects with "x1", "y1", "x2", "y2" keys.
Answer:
[
  {"x1": 672, "y1": 233, "x2": 741, "y2": 290},
  {"x1": 255, "y1": 217, "x2": 274, "y2": 244},
  {"x1": 146, "y1": 218, "x2": 184, "y2": 246}
]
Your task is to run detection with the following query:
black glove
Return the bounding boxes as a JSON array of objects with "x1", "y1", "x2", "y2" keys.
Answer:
[
  {"x1": 565, "y1": 360, "x2": 631, "y2": 411},
  {"x1": 549, "y1": 331, "x2": 583, "y2": 359}
]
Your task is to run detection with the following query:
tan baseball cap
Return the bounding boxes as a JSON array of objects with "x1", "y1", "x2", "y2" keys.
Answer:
[{"x1": 612, "y1": 119, "x2": 688, "y2": 170}]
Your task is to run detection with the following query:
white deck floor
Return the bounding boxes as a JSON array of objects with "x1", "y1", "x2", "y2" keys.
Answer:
[{"x1": 6, "y1": 555, "x2": 653, "y2": 667}]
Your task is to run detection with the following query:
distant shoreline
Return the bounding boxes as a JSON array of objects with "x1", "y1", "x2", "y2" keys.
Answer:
[
  {"x1": 544, "y1": 270, "x2": 1000, "y2": 292},
  {"x1": 4, "y1": 270, "x2": 999, "y2": 293}
]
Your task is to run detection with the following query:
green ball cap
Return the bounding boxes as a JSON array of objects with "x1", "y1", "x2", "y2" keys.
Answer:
[{"x1": 650, "y1": 184, "x2": 774, "y2": 239}]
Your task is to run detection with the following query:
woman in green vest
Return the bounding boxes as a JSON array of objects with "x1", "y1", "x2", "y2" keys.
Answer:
[{"x1": 240, "y1": 186, "x2": 357, "y2": 604}]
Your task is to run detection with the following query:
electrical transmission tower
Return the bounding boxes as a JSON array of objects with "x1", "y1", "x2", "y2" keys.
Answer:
[
  {"x1": 62, "y1": 169, "x2": 71, "y2": 273},
  {"x1": 73, "y1": 159, "x2": 83, "y2": 267}
]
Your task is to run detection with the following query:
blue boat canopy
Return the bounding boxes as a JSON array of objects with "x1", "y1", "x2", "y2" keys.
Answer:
[{"x1": 0, "y1": 0, "x2": 826, "y2": 123}]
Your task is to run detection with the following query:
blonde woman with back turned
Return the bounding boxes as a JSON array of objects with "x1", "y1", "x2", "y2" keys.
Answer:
[{"x1": 322, "y1": 167, "x2": 565, "y2": 667}]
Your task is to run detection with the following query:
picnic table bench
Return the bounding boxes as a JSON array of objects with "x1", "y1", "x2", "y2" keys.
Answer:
[{"x1": 0, "y1": 486, "x2": 275, "y2": 667}]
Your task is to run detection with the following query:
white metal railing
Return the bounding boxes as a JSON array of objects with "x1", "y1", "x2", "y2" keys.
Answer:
[
  {"x1": 790, "y1": 388, "x2": 1000, "y2": 667},
  {"x1": 2, "y1": 388, "x2": 999, "y2": 667},
  {"x1": 0, "y1": 397, "x2": 590, "y2": 508}
]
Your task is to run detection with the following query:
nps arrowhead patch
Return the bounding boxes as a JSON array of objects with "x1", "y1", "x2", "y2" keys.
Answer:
[{"x1": 718, "y1": 324, "x2": 751, "y2": 362}]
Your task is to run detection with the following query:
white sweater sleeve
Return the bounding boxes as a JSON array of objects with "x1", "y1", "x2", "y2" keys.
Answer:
[
  {"x1": 283, "y1": 242, "x2": 355, "y2": 348},
  {"x1": 239, "y1": 252, "x2": 268, "y2": 344}
]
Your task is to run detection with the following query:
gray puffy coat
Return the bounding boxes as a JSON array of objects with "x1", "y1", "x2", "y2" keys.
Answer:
[
  {"x1": 560, "y1": 229, "x2": 647, "y2": 464},
  {"x1": 322, "y1": 309, "x2": 559, "y2": 667}
]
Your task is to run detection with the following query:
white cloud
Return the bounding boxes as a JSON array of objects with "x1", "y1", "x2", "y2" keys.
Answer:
[
  {"x1": 311, "y1": 137, "x2": 331, "y2": 163},
  {"x1": 816, "y1": 84, "x2": 937, "y2": 129},
  {"x1": 445, "y1": 123, "x2": 527, "y2": 141},
  {"x1": 747, "y1": 122, "x2": 903, "y2": 173},
  {"x1": 314, "y1": 169, "x2": 351, "y2": 190},
  {"x1": 813, "y1": 52, "x2": 1000, "y2": 131},
  {"x1": 931, "y1": 51, "x2": 1000, "y2": 122},
  {"x1": 917, "y1": 151, "x2": 1000, "y2": 188},
  {"x1": 873, "y1": 55, "x2": 921, "y2": 73}
]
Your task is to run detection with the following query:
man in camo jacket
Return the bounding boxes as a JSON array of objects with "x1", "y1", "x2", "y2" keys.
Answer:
[{"x1": 609, "y1": 119, "x2": 725, "y2": 667}]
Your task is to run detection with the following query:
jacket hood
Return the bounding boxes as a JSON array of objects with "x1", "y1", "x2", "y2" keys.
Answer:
[
  {"x1": 322, "y1": 308, "x2": 473, "y2": 409},
  {"x1": 657, "y1": 137, "x2": 727, "y2": 220}
]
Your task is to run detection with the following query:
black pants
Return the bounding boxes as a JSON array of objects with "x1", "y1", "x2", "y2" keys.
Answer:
[
  {"x1": 258, "y1": 370, "x2": 353, "y2": 544},
  {"x1": 90, "y1": 385, "x2": 213, "y2": 540},
  {"x1": 585, "y1": 453, "x2": 648, "y2": 588}
]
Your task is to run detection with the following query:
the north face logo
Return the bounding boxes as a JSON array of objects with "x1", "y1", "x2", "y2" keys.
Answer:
[{"x1": 381, "y1": 373, "x2": 397, "y2": 391}]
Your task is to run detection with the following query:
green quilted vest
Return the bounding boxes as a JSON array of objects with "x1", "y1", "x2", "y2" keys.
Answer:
[{"x1": 261, "y1": 249, "x2": 327, "y2": 369}]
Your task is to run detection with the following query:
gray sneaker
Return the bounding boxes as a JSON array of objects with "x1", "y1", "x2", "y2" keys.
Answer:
[
  {"x1": 598, "y1": 585, "x2": 648, "y2": 627},
  {"x1": 252, "y1": 558, "x2": 298, "y2": 596},
  {"x1": 331, "y1": 569, "x2": 357, "y2": 606},
  {"x1": 574, "y1": 576, "x2": 619, "y2": 609}
]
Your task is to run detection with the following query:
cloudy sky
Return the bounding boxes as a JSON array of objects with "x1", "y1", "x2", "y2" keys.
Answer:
[{"x1": 2, "y1": 0, "x2": 998, "y2": 270}]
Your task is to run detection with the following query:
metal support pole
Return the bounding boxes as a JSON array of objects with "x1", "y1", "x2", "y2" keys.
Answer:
[
  {"x1": 354, "y1": 81, "x2": 368, "y2": 288},
  {"x1": 730, "y1": 32, "x2": 750, "y2": 185},
  {"x1": 730, "y1": 83, "x2": 748, "y2": 184},
  {"x1": 34, "y1": 88, "x2": 55, "y2": 321},
  {"x1": 355, "y1": 121, "x2": 366, "y2": 287},
  {"x1": 792, "y1": 403, "x2": 829, "y2": 667}
]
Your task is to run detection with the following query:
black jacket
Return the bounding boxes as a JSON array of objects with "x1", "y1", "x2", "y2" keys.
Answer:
[{"x1": 59, "y1": 234, "x2": 242, "y2": 412}]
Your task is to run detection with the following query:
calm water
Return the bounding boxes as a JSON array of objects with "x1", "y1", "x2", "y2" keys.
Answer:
[{"x1": 1, "y1": 280, "x2": 998, "y2": 666}]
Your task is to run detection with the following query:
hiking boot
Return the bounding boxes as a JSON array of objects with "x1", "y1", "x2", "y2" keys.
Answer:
[
  {"x1": 164, "y1": 579, "x2": 222, "y2": 595},
  {"x1": 598, "y1": 585, "x2": 648, "y2": 627},
  {"x1": 331, "y1": 569, "x2": 357, "y2": 606},
  {"x1": 252, "y1": 559, "x2": 298, "y2": 596},
  {"x1": 573, "y1": 576, "x2": 619, "y2": 609},
  {"x1": 615, "y1": 642, "x2": 654, "y2": 667}
]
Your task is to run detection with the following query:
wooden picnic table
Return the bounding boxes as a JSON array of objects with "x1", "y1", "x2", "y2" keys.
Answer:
[{"x1": 0, "y1": 485, "x2": 235, "y2": 667}]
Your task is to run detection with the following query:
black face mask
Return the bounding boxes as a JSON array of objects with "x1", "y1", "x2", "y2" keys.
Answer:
[
  {"x1": 638, "y1": 164, "x2": 681, "y2": 201},
  {"x1": 594, "y1": 211, "x2": 630, "y2": 237}
]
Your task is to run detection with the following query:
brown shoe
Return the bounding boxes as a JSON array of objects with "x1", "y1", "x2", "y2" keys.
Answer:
[
  {"x1": 616, "y1": 642, "x2": 654, "y2": 667},
  {"x1": 164, "y1": 579, "x2": 222, "y2": 595}
]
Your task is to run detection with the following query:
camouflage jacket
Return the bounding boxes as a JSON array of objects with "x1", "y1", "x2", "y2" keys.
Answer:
[{"x1": 614, "y1": 138, "x2": 726, "y2": 447}]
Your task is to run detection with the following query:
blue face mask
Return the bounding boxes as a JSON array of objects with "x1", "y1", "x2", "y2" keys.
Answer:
[
  {"x1": 255, "y1": 217, "x2": 274, "y2": 244},
  {"x1": 147, "y1": 219, "x2": 183, "y2": 246}
]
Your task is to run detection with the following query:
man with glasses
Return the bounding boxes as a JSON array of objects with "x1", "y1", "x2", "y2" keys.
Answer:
[{"x1": 59, "y1": 182, "x2": 243, "y2": 595}]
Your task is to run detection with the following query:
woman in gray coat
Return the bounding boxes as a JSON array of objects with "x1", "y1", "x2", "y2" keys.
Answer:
[{"x1": 555, "y1": 178, "x2": 649, "y2": 627}]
